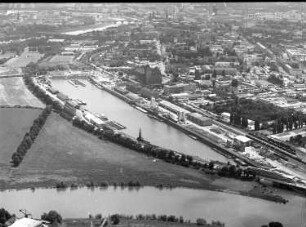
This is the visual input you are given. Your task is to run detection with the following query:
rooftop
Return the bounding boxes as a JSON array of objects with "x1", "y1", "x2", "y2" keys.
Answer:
[{"x1": 9, "y1": 218, "x2": 46, "y2": 227}]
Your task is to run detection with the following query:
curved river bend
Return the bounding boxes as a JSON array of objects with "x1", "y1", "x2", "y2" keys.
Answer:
[
  {"x1": 1, "y1": 187, "x2": 305, "y2": 227},
  {"x1": 51, "y1": 79, "x2": 229, "y2": 162}
]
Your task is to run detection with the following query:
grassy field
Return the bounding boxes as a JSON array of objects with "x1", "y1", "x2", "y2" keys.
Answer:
[
  {"x1": 12, "y1": 112, "x2": 217, "y2": 189},
  {"x1": 4, "y1": 48, "x2": 44, "y2": 68},
  {"x1": 0, "y1": 108, "x2": 42, "y2": 181},
  {"x1": 39, "y1": 55, "x2": 75, "y2": 68},
  {"x1": 0, "y1": 77, "x2": 44, "y2": 107}
]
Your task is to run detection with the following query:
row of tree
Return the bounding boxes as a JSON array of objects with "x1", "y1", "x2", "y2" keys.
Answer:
[
  {"x1": 11, "y1": 106, "x2": 52, "y2": 167},
  {"x1": 229, "y1": 112, "x2": 252, "y2": 129},
  {"x1": 217, "y1": 164, "x2": 256, "y2": 180},
  {"x1": 261, "y1": 222, "x2": 283, "y2": 227},
  {"x1": 221, "y1": 97, "x2": 306, "y2": 133},
  {"x1": 117, "y1": 213, "x2": 225, "y2": 227}
]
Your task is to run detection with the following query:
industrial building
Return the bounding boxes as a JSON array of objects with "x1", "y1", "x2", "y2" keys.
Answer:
[{"x1": 186, "y1": 112, "x2": 212, "y2": 126}]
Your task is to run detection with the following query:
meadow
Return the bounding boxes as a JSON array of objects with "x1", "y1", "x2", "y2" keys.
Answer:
[
  {"x1": 12, "y1": 112, "x2": 217, "y2": 189},
  {"x1": 0, "y1": 108, "x2": 42, "y2": 184},
  {"x1": 4, "y1": 48, "x2": 43, "y2": 68},
  {"x1": 0, "y1": 77, "x2": 44, "y2": 107}
]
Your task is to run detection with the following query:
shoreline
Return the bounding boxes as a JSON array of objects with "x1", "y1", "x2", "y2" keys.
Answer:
[{"x1": 0, "y1": 178, "x2": 290, "y2": 204}]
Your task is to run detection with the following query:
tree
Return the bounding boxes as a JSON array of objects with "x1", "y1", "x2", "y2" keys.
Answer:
[
  {"x1": 268, "y1": 222, "x2": 283, "y2": 227},
  {"x1": 95, "y1": 214, "x2": 102, "y2": 219},
  {"x1": 196, "y1": 218, "x2": 207, "y2": 225},
  {"x1": 110, "y1": 214, "x2": 120, "y2": 225},
  {"x1": 212, "y1": 70, "x2": 217, "y2": 79},
  {"x1": 0, "y1": 208, "x2": 12, "y2": 225},
  {"x1": 231, "y1": 79, "x2": 239, "y2": 88},
  {"x1": 255, "y1": 120, "x2": 260, "y2": 131},
  {"x1": 204, "y1": 74, "x2": 210, "y2": 80},
  {"x1": 242, "y1": 117, "x2": 248, "y2": 128},
  {"x1": 208, "y1": 161, "x2": 214, "y2": 170},
  {"x1": 41, "y1": 210, "x2": 62, "y2": 225},
  {"x1": 194, "y1": 70, "x2": 201, "y2": 80},
  {"x1": 222, "y1": 70, "x2": 226, "y2": 77}
]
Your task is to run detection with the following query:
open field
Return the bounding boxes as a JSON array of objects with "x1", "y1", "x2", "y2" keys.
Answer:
[
  {"x1": 0, "y1": 77, "x2": 44, "y2": 107},
  {"x1": 4, "y1": 48, "x2": 44, "y2": 68},
  {"x1": 0, "y1": 66, "x2": 21, "y2": 76},
  {"x1": 39, "y1": 55, "x2": 75, "y2": 68},
  {"x1": 10, "y1": 112, "x2": 218, "y2": 189},
  {"x1": 0, "y1": 108, "x2": 42, "y2": 168}
]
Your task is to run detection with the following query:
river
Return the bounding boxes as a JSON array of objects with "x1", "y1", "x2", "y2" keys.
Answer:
[
  {"x1": 50, "y1": 79, "x2": 230, "y2": 162},
  {"x1": 62, "y1": 22, "x2": 122, "y2": 35},
  {"x1": 1, "y1": 187, "x2": 305, "y2": 227}
]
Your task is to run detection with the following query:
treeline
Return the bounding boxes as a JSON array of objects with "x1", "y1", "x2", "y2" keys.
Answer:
[
  {"x1": 0, "y1": 105, "x2": 43, "y2": 109},
  {"x1": 11, "y1": 106, "x2": 52, "y2": 167},
  {"x1": 55, "y1": 180, "x2": 141, "y2": 190},
  {"x1": 223, "y1": 97, "x2": 306, "y2": 133},
  {"x1": 23, "y1": 76, "x2": 63, "y2": 113},
  {"x1": 272, "y1": 111, "x2": 304, "y2": 134},
  {"x1": 217, "y1": 164, "x2": 256, "y2": 181},
  {"x1": 113, "y1": 214, "x2": 225, "y2": 227}
]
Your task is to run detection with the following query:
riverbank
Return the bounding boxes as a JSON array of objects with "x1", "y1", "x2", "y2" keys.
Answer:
[{"x1": 63, "y1": 216, "x2": 224, "y2": 227}]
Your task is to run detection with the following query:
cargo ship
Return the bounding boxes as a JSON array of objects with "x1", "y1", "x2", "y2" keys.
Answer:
[
  {"x1": 135, "y1": 106, "x2": 148, "y2": 113},
  {"x1": 147, "y1": 114, "x2": 159, "y2": 120},
  {"x1": 96, "y1": 113, "x2": 108, "y2": 121},
  {"x1": 188, "y1": 135, "x2": 198, "y2": 140},
  {"x1": 72, "y1": 79, "x2": 86, "y2": 87},
  {"x1": 76, "y1": 99, "x2": 86, "y2": 105}
]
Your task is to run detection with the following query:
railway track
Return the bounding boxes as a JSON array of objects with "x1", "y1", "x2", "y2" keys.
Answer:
[{"x1": 246, "y1": 133, "x2": 304, "y2": 163}]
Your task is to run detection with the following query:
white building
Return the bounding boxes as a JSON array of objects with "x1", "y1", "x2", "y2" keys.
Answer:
[{"x1": 9, "y1": 218, "x2": 48, "y2": 227}]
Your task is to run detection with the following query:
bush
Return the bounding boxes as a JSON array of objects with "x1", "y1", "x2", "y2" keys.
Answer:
[
  {"x1": 110, "y1": 214, "x2": 120, "y2": 225},
  {"x1": 0, "y1": 208, "x2": 12, "y2": 225},
  {"x1": 41, "y1": 210, "x2": 62, "y2": 224},
  {"x1": 95, "y1": 214, "x2": 102, "y2": 220},
  {"x1": 196, "y1": 218, "x2": 207, "y2": 225}
]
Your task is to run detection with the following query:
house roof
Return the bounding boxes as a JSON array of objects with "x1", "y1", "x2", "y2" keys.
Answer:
[
  {"x1": 235, "y1": 135, "x2": 252, "y2": 143},
  {"x1": 9, "y1": 218, "x2": 44, "y2": 227}
]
